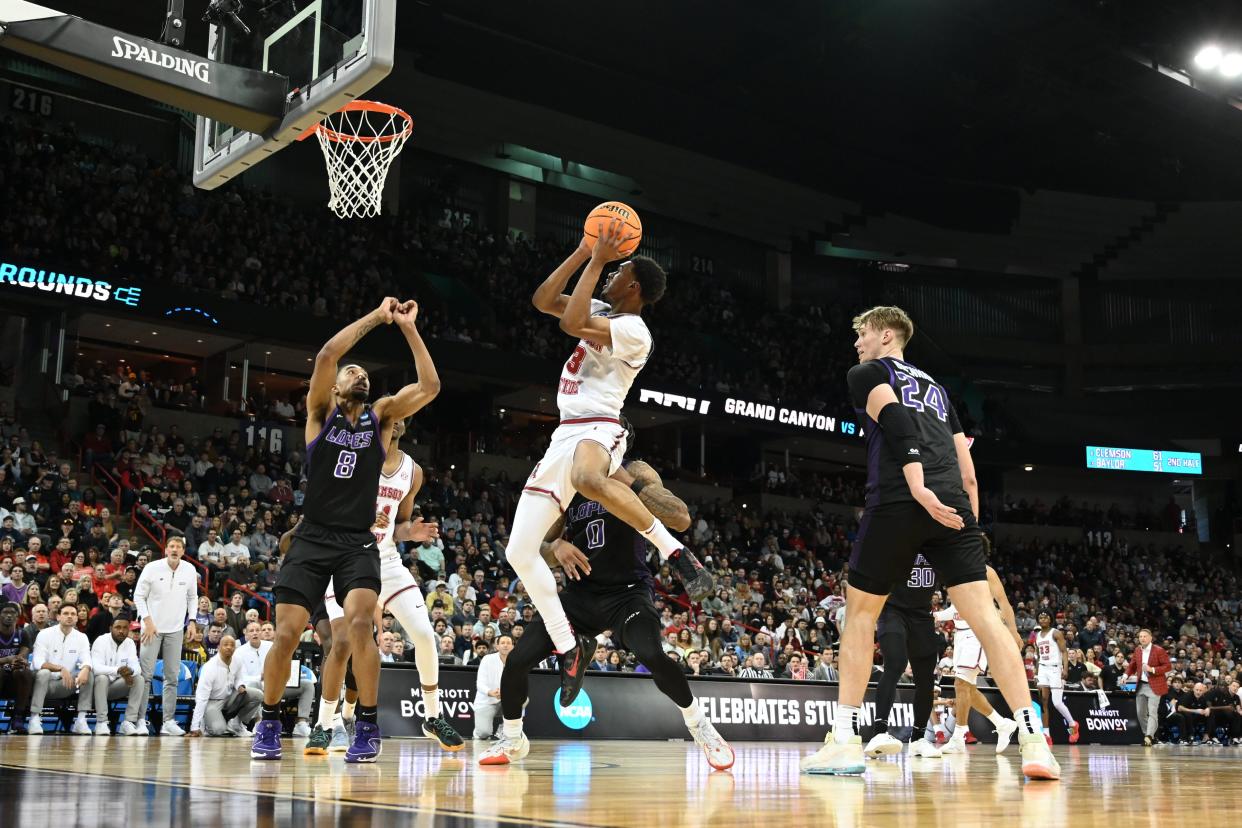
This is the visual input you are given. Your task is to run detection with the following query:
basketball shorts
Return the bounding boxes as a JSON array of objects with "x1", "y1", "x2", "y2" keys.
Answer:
[
  {"x1": 559, "y1": 582, "x2": 660, "y2": 646},
  {"x1": 324, "y1": 547, "x2": 424, "y2": 621},
  {"x1": 522, "y1": 417, "x2": 628, "y2": 511},
  {"x1": 1036, "y1": 663, "x2": 1063, "y2": 690},
  {"x1": 952, "y1": 629, "x2": 987, "y2": 686},
  {"x1": 849, "y1": 498, "x2": 987, "y2": 597},
  {"x1": 274, "y1": 521, "x2": 382, "y2": 612},
  {"x1": 877, "y1": 605, "x2": 942, "y2": 660}
]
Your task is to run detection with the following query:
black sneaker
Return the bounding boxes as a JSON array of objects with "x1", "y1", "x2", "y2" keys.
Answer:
[
  {"x1": 558, "y1": 634, "x2": 597, "y2": 707},
  {"x1": 303, "y1": 724, "x2": 331, "y2": 755},
  {"x1": 422, "y1": 715, "x2": 465, "y2": 752},
  {"x1": 671, "y1": 547, "x2": 715, "y2": 601}
]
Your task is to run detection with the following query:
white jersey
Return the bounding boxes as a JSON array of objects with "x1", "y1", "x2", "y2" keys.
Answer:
[
  {"x1": 1036, "y1": 629, "x2": 1061, "y2": 669},
  {"x1": 373, "y1": 451, "x2": 416, "y2": 562},
  {"x1": 556, "y1": 299, "x2": 653, "y2": 421},
  {"x1": 933, "y1": 605, "x2": 972, "y2": 633}
]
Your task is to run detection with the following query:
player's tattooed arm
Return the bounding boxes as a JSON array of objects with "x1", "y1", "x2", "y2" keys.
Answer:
[
  {"x1": 376, "y1": 301, "x2": 441, "y2": 426},
  {"x1": 613, "y1": 461, "x2": 691, "y2": 531},
  {"x1": 539, "y1": 514, "x2": 568, "y2": 568},
  {"x1": 307, "y1": 298, "x2": 397, "y2": 429}
]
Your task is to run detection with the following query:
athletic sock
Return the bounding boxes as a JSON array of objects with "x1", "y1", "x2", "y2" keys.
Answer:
[
  {"x1": 342, "y1": 700, "x2": 356, "y2": 721},
  {"x1": 833, "y1": 705, "x2": 861, "y2": 743},
  {"x1": 261, "y1": 703, "x2": 281, "y2": 722},
  {"x1": 985, "y1": 709, "x2": 1006, "y2": 728},
  {"x1": 357, "y1": 705, "x2": 378, "y2": 725},
  {"x1": 640, "y1": 519, "x2": 682, "y2": 561},
  {"x1": 679, "y1": 700, "x2": 704, "y2": 730},
  {"x1": 502, "y1": 718, "x2": 524, "y2": 740},
  {"x1": 874, "y1": 719, "x2": 890, "y2": 736},
  {"x1": 1015, "y1": 707, "x2": 1044, "y2": 735},
  {"x1": 548, "y1": 619, "x2": 577, "y2": 656},
  {"x1": 422, "y1": 686, "x2": 440, "y2": 719},
  {"x1": 317, "y1": 697, "x2": 338, "y2": 730}
]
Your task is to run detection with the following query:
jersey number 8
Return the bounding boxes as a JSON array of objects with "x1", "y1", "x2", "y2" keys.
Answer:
[{"x1": 334, "y1": 451, "x2": 357, "y2": 479}]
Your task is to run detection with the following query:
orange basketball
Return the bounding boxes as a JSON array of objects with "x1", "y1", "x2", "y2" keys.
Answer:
[{"x1": 582, "y1": 201, "x2": 642, "y2": 257}]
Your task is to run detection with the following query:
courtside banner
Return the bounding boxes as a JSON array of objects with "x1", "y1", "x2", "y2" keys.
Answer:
[{"x1": 377, "y1": 665, "x2": 1141, "y2": 745}]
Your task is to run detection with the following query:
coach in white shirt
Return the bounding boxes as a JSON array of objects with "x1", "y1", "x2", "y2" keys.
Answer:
[
  {"x1": 131, "y1": 537, "x2": 198, "y2": 737},
  {"x1": 85, "y1": 614, "x2": 144, "y2": 735},
  {"x1": 28, "y1": 604, "x2": 91, "y2": 734},
  {"x1": 472, "y1": 635, "x2": 513, "y2": 739},
  {"x1": 232, "y1": 621, "x2": 313, "y2": 736},
  {"x1": 190, "y1": 635, "x2": 253, "y2": 736}
]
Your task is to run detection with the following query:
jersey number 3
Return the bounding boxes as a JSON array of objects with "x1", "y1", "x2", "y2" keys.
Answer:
[
  {"x1": 895, "y1": 371, "x2": 949, "y2": 422},
  {"x1": 566, "y1": 344, "x2": 587, "y2": 375}
]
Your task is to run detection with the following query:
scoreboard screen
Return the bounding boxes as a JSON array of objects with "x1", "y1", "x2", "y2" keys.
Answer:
[{"x1": 1084, "y1": 446, "x2": 1202, "y2": 475}]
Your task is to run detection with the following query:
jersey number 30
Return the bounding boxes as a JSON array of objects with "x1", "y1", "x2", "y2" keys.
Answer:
[{"x1": 895, "y1": 371, "x2": 949, "y2": 422}]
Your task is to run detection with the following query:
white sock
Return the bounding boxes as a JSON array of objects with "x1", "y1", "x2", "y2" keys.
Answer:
[
  {"x1": 640, "y1": 519, "x2": 682, "y2": 561},
  {"x1": 1015, "y1": 707, "x2": 1044, "y2": 735},
  {"x1": 502, "y1": 718, "x2": 524, "y2": 740},
  {"x1": 934, "y1": 723, "x2": 947, "y2": 736},
  {"x1": 422, "y1": 687, "x2": 440, "y2": 719},
  {"x1": 342, "y1": 700, "x2": 356, "y2": 721},
  {"x1": 985, "y1": 709, "x2": 1006, "y2": 728},
  {"x1": 833, "y1": 704, "x2": 861, "y2": 743},
  {"x1": 317, "y1": 697, "x2": 338, "y2": 730},
  {"x1": 679, "y1": 699, "x2": 704, "y2": 729}
]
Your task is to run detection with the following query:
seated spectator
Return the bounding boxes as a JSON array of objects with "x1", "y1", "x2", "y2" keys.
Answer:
[
  {"x1": 28, "y1": 604, "x2": 91, "y2": 734},
  {"x1": 0, "y1": 602, "x2": 33, "y2": 732},
  {"x1": 84, "y1": 614, "x2": 143, "y2": 735},
  {"x1": 189, "y1": 634, "x2": 254, "y2": 737}
]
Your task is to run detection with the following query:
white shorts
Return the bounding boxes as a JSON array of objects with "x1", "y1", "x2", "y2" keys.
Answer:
[
  {"x1": 522, "y1": 418, "x2": 628, "y2": 511},
  {"x1": 952, "y1": 631, "x2": 987, "y2": 686},
  {"x1": 1036, "y1": 663, "x2": 1063, "y2": 690},
  {"x1": 325, "y1": 551, "x2": 424, "y2": 621}
]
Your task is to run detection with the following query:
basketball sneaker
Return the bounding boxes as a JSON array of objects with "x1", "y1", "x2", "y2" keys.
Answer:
[
  {"x1": 1019, "y1": 731, "x2": 1060, "y2": 780},
  {"x1": 994, "y1": 718, "x2": 1018, "y2": 754},
  {"x1": 670, "y1": 548, "x2": 714, "y2": 602},
  {"x1": 558, "y1": 633, "x2": 596, "y2": 707},
  {"x1": 345, "y1": 721, "x2": 382, "y2": 763},
  {"x1": 800, "y1": 732, "x2": 866, "y2": 776},
  {"x1": 251, "y1": 720, "x2": 283, "y2": 760},
  {"x1": 1068, "y1": 721, "x2": 1080, "y2": 744},
  {"x1": 422, "y1": 716, "x2": 465, "y2": 752},
  {"x1": 940, "y1": 734, "x2": 967, "y2": 754},
  {"x1": 303, "y1": 724, "x2": 331, "y2": 755},
  {"x1": 329, "y1": 724, "x2": 350, "y2": 752},
  {"x1": 909, "y1": 739, "x2": 943, "y2": 758},
  {"x1": 688, "y1": 718, "x2": 735, "y2": 770},
  {"x1": 478, "y1": 733, "x2": 530, "y2": 766},
  {"x1": 71, "y1": 716, "x2": 92, "y2": 735},
  {"x1": 27, "y1": 717, "x2": 43, "y2": 735},
  {"x1": 864, "y1": 732, "x2": 903, "y2": 758}
]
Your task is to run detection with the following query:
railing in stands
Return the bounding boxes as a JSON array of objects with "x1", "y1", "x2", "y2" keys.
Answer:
[
  {"x1": 130, "y1": 503, "x2": 209, "y2": 593},
  {"x1": 225, "y1": 579, "x2": 272, "y2": 621}
]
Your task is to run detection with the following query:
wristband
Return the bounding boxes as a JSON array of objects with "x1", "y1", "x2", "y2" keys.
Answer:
[{"x1": 630, "y1": 478, "x2": 649, "y2": 495}]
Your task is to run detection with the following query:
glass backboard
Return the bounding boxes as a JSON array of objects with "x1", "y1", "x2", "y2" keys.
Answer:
[{"x1": 193, "y1": 0, "x2": 395, "y2": 190}]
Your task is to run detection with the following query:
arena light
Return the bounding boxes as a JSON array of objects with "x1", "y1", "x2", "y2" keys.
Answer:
[
  {"x1": 1195, "y1": 45, "x2": 1223, "y2": 69},
  {"x1": 1222, "y1": 52, "x2": 1242, "y2": 78},
  {"x1": 1023, "y1": 464, "x2": 1034, "y2": 471}
]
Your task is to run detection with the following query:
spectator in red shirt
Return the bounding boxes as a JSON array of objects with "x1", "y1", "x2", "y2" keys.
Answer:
[
  {"x1": 161, "y1": 457, "x2": 184, "y2": 486},
  {"x1": 82, "y1": 425, "x2": 114, "y2": 471},
  {"x1": 50, "y1": 537, "x2": 75, "y2": 575}
]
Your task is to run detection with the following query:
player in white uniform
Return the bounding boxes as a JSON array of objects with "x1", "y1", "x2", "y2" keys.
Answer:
[
  {"x1": 302, "y1": 418, "x2": 462, "y2": 755},
  {"x1": 1035, "y1": 610, "x2": 1079, "y2": 744},
  {"x1": 519, "y1": 219, "x2": 713, "y2": 706},
  {"x1": 932, "y1": 565, "x2": 1021, "y2": 753}
]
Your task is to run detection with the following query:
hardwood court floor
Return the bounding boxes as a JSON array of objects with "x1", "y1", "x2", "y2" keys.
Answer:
[{"x1": 0, "y1": 736, "x2": 1237, "y2": 827}]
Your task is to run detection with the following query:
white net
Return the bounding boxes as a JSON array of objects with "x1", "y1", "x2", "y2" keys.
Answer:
[{"x1": 312, "y1": 102, "x2": 412, "y2": 219}]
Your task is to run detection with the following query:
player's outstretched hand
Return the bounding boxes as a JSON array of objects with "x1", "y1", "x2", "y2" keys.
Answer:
[
  {"x1": 590, "y1": 217, "x2": 635, "y2": 263},
  {"x1": 394, "y1": 300, "x2": 419, "y2": 327},
  {"x1": 553, "y1": 540, "x2": 592, "y2": 581},
  {"x1": 401, "y1": 517, "x2": 439, "y2": 544},
  {"x1": 374, "y1": 297, "x2": 399, "y2": 323},
  {"x1": 912, "y1": 486, "x2": 965, "y2": 530}
]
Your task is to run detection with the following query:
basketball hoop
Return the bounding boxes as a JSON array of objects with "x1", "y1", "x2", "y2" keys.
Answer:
[{"x1": 302, "y1": 100, "x2": 412, "y2": 219}]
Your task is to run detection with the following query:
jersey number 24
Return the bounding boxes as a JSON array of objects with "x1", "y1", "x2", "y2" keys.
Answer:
[{"x1": 895, "y1": 372, "x2": 949, "y2": 422}]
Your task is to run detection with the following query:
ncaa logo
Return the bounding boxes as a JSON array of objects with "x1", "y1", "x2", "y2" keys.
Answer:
[{"x1": 554, "y1": 689, "x2": 593, "y2": 730}]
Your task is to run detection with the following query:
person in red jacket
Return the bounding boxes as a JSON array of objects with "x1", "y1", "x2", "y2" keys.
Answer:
[{"x1": 1124, "y1": 628, "x2": 1172, "y2": 747}]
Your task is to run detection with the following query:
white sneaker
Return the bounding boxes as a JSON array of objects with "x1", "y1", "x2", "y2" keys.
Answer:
[
  {"x1": 160, "y1": 721, "x2": 185, "y2": 737},
  {"x1": 227, "y1": 718, "x2": 249, "y2": 738},
  {"x1": 292, "y1": 721, "x2": 311, "y2": 738},
  {"x1": 941, "y1": 736, "x2": 967, "y2": 754},
  {"x1": 135, "y1": 720, "x2": 151, "y2": 736},
  {"x1": 688, "y1": 718, "x2": 735, "y2": 770},
  {"x1": 909, "y1": 738, "x2": 943, "y2": 758},
  {"x1": 800, "y1": 732, "x2": 865, "y2": 775},
  {"x1": 994, "y1": 718, "x2": 1018, "y2": 754},
  {"x1": 1019, "y1": 731, "x2": 1061, "y2": 780},
  {"x1": 71, "y1": 717, "x2": 92, "y2": 735},
  {"x1": 118, "y1": 721, "x2": 139, "y2": 736},
  {"x1": 27, "y1": 717, "x2": 43, "y2": 735},
  {"x1": 865, "y1": 732, "x2": 903, "y2": 758},
  {"x1": 478, "y1": 733, "x2": 530, "y2": 766},
  {"x1": 95, "y1": 722, "x2": 111, "y2": 736}
]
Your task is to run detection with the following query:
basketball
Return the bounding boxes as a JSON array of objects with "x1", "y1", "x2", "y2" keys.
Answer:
[{"x1": 583, "y1": 201, "x2": 643, "y2": 256}]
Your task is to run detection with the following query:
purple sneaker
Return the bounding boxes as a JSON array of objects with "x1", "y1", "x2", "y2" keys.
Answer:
[
  {"x1": 250, "y1": 720, "x2": 282, "y2": 760},
  {"x1": 345, "y1": 721, "x2": 382, "y2": 763}
]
